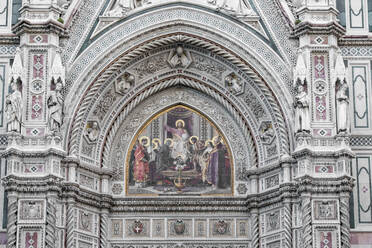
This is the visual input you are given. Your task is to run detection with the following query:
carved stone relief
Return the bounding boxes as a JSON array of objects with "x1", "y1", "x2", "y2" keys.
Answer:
[
  {"x1": 19, "y1": 200, "x2": 45, "y2": 221},
  {"x1": 126, "y1": 219, "x2": 150, "y2": 237},
  {"x1": 92, "y1": 88, "x2": 118, "y2": 121},
  {"x1": 225, "y1": 73, "x2": 244, "y2": 95},
  {"x1": 189, "y1": 52, "x2": 226, "y2": 80},
  {"x1": 313, "y1": 200, "x2": 338, "y2": 221},
  {"x1": 168, "y1": 219, "x2": 192, "y2": 237},
  {"x1": 84, "y1": 121, "x2": 100, "y2": 143},
  {"x1": 266, "y1": 210, "x2": 280, "y2": 232},
  {"x1": 79, "y1": 211, "x2": 93, "y2": 233},
  {"x1": 210, "y1": 219, "x2": 234, "y2": 237},
  {"x1": 114, "y1": 72, "x2": 135, "y2": 95},
  {"x1": 111, "y1": 219, "x2": 123, "y2": 238}
]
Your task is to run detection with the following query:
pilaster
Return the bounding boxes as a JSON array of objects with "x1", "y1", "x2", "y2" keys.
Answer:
[
  {"x1": 2, "y1": 1, "x2": 66, "y2": 248},
  {"x1": 292, "y1": 1, "x2": 354, "y2": 248}
]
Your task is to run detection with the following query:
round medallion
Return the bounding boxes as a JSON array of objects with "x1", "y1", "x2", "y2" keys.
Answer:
[
  {"x1": 31, "y1": 80, "x2": 44, "y2": 94},
  {"x1": 313, "y1": 80, "x2": 328, "y2": 95}
]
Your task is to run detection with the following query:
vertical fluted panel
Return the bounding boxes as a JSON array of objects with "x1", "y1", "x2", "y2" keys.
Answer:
[
  {"x1": 283, "y1": 202, "x2": 292, "y2": 248},
  {"x1": 100, "y1": 212, "x2": 108, "y2": 248},
  {"x1": 301, "y1": 197, "x2": 312, "y2": 248},
  {"x1": 45, "y1": 198, "x2": 57, "y2": 248},
  {"x1": 340, "y1": 196, "x2": 351, "y2": 248},
  {"x1": 251, "y1": 212, "x2": 259, "y2": 248},
  {"x1": 66, "y1": 203, "x2": 75, "y2": 248},
  {"x1": 6, "y1": 197, "x2": 17, "y2": 248}
]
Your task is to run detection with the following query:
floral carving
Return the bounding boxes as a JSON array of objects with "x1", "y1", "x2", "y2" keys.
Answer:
[
  {"x1": 132, "y1": 53, "x2": 168, "y2": 80},
  {"x1": 243, "y1": 91, "x2": 266, "y2": 119},
  {"x1": 190, "y1": 53, "x2": 226, "y2": 80},
  {"x1": 93, "y1": 89, "x2": 117, "y2": 120}
]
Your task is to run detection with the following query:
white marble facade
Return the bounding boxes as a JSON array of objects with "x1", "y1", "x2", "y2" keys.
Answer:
[{"x1": 0, "y1": 0, "x2": 371, "y2": 247}]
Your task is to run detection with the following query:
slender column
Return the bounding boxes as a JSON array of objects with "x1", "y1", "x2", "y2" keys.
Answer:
[
  {"x1": 6, "y1": 193, "x2": 17, "y2": 248},
  {"x1": 283, "y1": 201, "x2": 292, "y2": 248},
  {"x1": 66, "y1": 199, "x2": 76, "y2": 248},
  {"x1": 340, "y1": 193, "x2": 351, "y2": 248},
  {"x1": 250, "y1": 175, "x2": 259, "y2": 248},
  {"x1": 99, "y1": 209, "x2": 109, "y2": 248},
  {"x1": 45, "y1": 194, "x2": 57, "y2": 248},
  {"x1": 301, "y1": 194, "x2": 312, "y2": 248},
  {"x1": 251, "y1": 209, "x2": 259, "y2": 248}
]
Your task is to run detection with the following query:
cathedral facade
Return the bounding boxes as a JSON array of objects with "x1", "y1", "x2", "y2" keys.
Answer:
[{"x1": 0, "y1": 0, "x2": 371, "y2": 247}]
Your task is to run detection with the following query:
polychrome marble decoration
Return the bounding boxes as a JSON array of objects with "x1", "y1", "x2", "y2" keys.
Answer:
[{"x1": 126, "y1": 105, "x2": 233, "y2": 195}]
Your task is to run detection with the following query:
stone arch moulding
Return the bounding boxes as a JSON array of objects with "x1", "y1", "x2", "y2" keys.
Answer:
[
  {"x1": 72, "y1": 43, "x2": 291, "y2": 173},
  {"x1": 64, "y1": 7, "x2": 295, "y2": 153},
  {"x1": 66, "y1": 35, "x2": 294, "y2": 169}
]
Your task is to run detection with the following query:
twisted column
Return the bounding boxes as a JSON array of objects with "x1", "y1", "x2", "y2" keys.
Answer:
[
  {"x1": 45, "y1": 196, "x2": 57, "y2": 248},
  {"x1": 301, "y1": 196, "x2": 312, "y2": 248},
  {"x1": 99, "y1": 210, "x2": 109, "y2": 248},
  {"x1": 6, "y1": 195, "x2": 17, "y2": 248},
  {"x1": 340, "y1": 195, "x2": 351, "y2": 248},
  {"x1": 66, "y1": 201, "x2": 76, "y2": 248},
  {"x1": 283, "y1": 202, "x2": 292, "y2": 248},
  {"x1": 251, "y1": 210, "x2": 259, "y2": 248}
]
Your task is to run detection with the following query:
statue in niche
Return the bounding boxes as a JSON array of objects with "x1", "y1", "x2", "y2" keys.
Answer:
[
  {"x1": 47, "y1": 79, "x2": 64, "y2": 134},
  {"x1": 294, "y1": 80, "x2": 310, "y2": 133},
  {"x1": 336, "y1": 79, "x2": 349, "y2": 134},
  {"x1": 5, "y1": 80, "x2": 23, "y2": 133},
  {"x1": 167, "y1": 45, "x2": 192, "y2": 69}
]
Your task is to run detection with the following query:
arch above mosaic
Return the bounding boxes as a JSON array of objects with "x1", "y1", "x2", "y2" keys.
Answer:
[{"x1": 77, "y1": 44, "x2": 287, "y2": 171}]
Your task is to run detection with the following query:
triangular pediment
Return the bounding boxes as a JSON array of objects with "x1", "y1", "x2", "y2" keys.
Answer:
[{"x1": 90, "y1": 0, "x2": 270, "y2": 40}]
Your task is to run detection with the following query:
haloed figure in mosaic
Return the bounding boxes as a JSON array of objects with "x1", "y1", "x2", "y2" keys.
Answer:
[
  {"x1": 5, "y1": 80, "x2": 23, "y2": 133},
  {"x1": 127, "y1": 106, "x2": 232, "y2": 195},
  {"x1": 207, "y1": 135, "x2": 231, "y2": 189}
]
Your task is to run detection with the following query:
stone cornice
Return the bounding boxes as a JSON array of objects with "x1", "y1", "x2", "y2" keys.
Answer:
[
  {"x1": 291, "y1": 21, "x2": 346, "y2": 38},
  {"x1": 61, "y1": 157, "x2": 114, "y2": 176},
  {"x1": 296, "y1": 175, "x2": 354, "y2": 194},
  {"x1": 0, "y1": 34, "x2": 20, "y2": 45},
  {"x1": 2, "y1": 174, "x2": 63, "y2": 194},
  {"x1": 12, "y1": 19, "x2": 66, "y2": 36},
  {"x1": 3, "y1": 175, "x2": 354, "y2": 212},
  {"x1": 292, "y1": 146, "x2": 354, "y2": 158},
  {"x1": 0, "y1": 147, "x2": 66, "y2": 158},
  {"x1": 339, "y1": 36, "x2": 372, "y2": 46}
]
